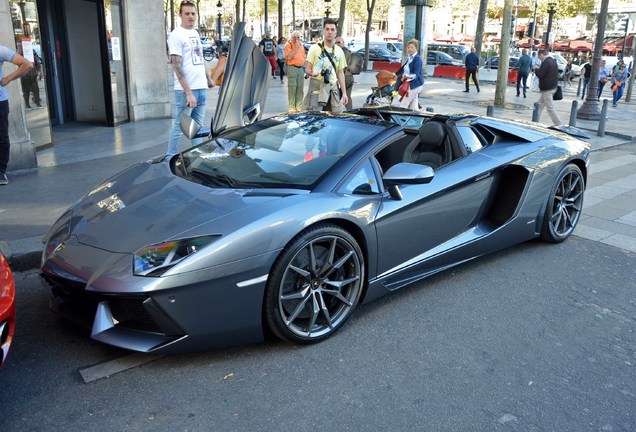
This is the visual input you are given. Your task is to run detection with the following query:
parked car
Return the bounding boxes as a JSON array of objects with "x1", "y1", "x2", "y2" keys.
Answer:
[
  {"x1": 427, "y1": 50, "x2": 464, "y2": 66},
  {"x1": 427, "y1": 43, "x2": 469, "y2": 61},
  {"x1": 0, "y1": 252, "x2": 16, "y2": 368},
  {"x1": 41, "y1": 23, "x2": 591, "y2": 355},
  {"x1": 356, "y1": 47, "x2": 400, "y2": 62},
  {"x1": 483, "y1": 55, "x2": 520, "y2": 70}
]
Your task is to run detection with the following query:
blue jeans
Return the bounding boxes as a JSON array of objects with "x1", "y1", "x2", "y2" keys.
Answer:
[
  {"x1": 581, "y1": 77, "x2": 590, "y2": 99},
  {"x1": 166, "y1": 89, "x2": 207, "y2": 156},
  {"x1": 0, "y1": 100, "x2": 9, "y2": 174},
  {"x1": 612, "y1": 84, "x2": 624, "y2": 106}
]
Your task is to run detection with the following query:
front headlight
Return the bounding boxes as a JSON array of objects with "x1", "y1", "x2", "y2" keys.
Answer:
[{"x1": 133, "y1": 236, "x2": 218, "y2": 277}]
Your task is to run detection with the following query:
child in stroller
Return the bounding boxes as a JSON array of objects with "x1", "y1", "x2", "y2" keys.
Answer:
[{"x1": 365, "y1": 70, "x2": 400, "y2": 106}]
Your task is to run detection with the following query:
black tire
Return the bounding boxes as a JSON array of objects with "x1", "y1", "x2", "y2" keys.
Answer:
[
  {"x1": 541, "y1": 163, "x2": 585, "y2": 243},
  {"x1": 264, "y1": 223, "x2": 364, "y2": 344}
]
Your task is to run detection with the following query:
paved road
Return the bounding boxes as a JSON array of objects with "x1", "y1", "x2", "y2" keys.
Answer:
[{"x1": 1, "y1": 235, "x2": 634, "y2": 431}]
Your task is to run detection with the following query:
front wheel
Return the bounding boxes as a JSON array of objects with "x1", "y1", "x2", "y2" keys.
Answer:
[
  {"x1": 541, "y1": 164, "x2": 585, "y2": 243},
  {"x1": 264, "y1": 224, "x2": 364, "y2": 344}
]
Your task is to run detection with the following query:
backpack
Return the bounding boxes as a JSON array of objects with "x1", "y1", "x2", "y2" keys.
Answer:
[{"x1": 348, "y1": 52, "x2": 363, "y2": 75}]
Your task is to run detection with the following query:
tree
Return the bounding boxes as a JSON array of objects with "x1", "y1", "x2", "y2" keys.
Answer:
[
  {"x1": 363, "y1": 0, "x2": 377, "y2": 71},
  {"x1": 337, "y1": 0, "x2": 347, "y2": 37}
]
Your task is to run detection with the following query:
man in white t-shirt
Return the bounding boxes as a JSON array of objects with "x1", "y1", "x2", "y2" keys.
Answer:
[{"x1": 166, "y1": 0, "x2": 213, "y2": 157}]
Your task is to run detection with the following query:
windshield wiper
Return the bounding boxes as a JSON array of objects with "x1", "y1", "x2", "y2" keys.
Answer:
[{"x1": 190, "y1": 168, "x2": 261, "y2": 188}]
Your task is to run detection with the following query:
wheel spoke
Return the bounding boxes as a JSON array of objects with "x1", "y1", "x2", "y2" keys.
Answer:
[
  {"x1": 318, "y1": 292, "x2": 334, "y2": 329},
  {"x1": 321, "y1": 237, "x2": 338, "y2": 274},
  {"x1": 321, "y1": 288, "x2": 353, "y2": 307},
  {"x1": 308, "y1": 242, "x2": 318, "y2": 274},
  {"x1": 284, "y1": 293, "x2": 312, "y2": 326},
  {"x1": 281, "y1": 286, "x2": 310, "y2": 301},
  {"x1": 289, "y1": 264, "x2": 311, "y2": 279},
  {"x1": 322, "y1": 250, "x2": 355, "y2": 279},
  {"x1": 306, "y1": 294, "x2": 320, "y2": 336}
]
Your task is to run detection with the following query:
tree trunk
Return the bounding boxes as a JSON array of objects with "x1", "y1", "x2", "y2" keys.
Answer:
[
  {"x1": 474, "y1": 0, "x2": 488, "y2": 58},
  {"x1": 292, "y1": 0, "x2": 296, "y2": 31},
  {"x1": 494, "y1": 0, "x2": 513, "y2": 107},
  {"x1": 278, "y1": 0, "x2": 283, "y2": 39},
  {"x1": 337, "y1": 0, "x2": 347, "y2": 37},
  {"x1": 363, "y1": 0, "x2": 377, "y2": 71},
  {"x1": 235, "y1": 0, "x2": 240, "y2": 24}
]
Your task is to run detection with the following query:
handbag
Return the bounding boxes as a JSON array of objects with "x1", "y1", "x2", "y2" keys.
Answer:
[
  {"x1": 553, "y1": 85, "x2": 563, "y2": 101},
  {"x1": 398, "y1": 80, "x2": 410, "y2": 100}
]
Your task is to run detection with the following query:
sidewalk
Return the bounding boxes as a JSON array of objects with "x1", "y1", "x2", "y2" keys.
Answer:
[{"x1": 1, "y1": 68, "x2": 635, "y2": 270}]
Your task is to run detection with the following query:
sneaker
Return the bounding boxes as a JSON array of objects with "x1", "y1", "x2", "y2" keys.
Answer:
[
  {"x1": 477, "y1": 88, "x2": 480, "y2": 93},
  {"x1": 516, "y1": 93, "x2": 520, "y2": 97},
  {"x1": 463, "y1": 90, "x2": 469, "y2": 93},
  {"x1": 612, "y1": 103, "x2": 617, "y2": 107},
  {"x1": 36, "y1": 104, "x2": 44, "y2": 109},
  {"x1": 26, "y1": 106, "x2": 33, "y2": 111},
  {"x1": 0, "y1": 173, "x2": 8, "y2": 185}
]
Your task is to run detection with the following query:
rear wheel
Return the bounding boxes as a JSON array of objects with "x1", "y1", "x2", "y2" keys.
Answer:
[
  {"x1": 541, "y1": 164, "x2": 584, "y2": 243},
  {"x1": 264, "y1": 224, "x2": 364, "y2": 344}
]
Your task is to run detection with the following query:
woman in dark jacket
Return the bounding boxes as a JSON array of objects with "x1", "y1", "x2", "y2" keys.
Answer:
[{"x1": 399, "y1": 39, "x2": 424, "y2": 109}]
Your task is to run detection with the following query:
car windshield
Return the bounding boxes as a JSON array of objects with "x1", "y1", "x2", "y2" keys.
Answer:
[{"x1": 180, "y1": 115, "x2": 386, "y2": 189}]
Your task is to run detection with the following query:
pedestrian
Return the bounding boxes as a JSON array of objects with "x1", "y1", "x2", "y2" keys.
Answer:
[
  {"x1": 597, "y1": 60, "x2": 610, "y2": 100},
  {"x1": 209, "y1": 46, "x2": 228, "y2": 88},
  {"x1": 20, "y1": 48, "x2": 43, "y2": 110},
  {"x1": 335, "y1": 36, "x2": 354, "y2": 110},
  {"x1": 563, "y1": 58, "x2": 572, "y2": 86},
  {"x1": 259, "y1": 31, "x2": 277, "y2": 80},
  {"x1": 531, "y1": 51, "x2": 541, "y2": 72},
  {"x1": 399, "y1": 39, "x2": 424, "y2": 110},
  {"x1": 535, "y1": 49, "x2": 562, "y2": 126},
  {"x1": 1, "y1": 44, "x2": 33, "y2": 185},
  {"x1": 610, "y1": 62, "x2": 628, "y2": 108},
  {"x1": 581, "y1": 59, "x2": 592, "y2": 99},
  {"x1": 302, "y1": 18, "x2": 349, "y2": 112},
  {"x1": 284, "y1": 30, "x2": 306, "y2": 113},
  {"x1": 463, "y1": 47, "x2": 480, "y2": 93},
  {"x1": 515, "y1": 48, "x2": 532, "y2": 97},
  {"x1": 165, "y1": 0, "x2": 213, "y2": 157},
  {"x1": 275, "y1": 37, "x2": 286, "y2": 84}
]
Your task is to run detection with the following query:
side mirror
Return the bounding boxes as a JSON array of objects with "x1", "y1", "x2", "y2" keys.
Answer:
[
  {"x1": 180, "y1": 112, "x2": 201, "y2": 139},
  {"x1": 383, "y1": 163, "x2": 435, "y2": 200}
]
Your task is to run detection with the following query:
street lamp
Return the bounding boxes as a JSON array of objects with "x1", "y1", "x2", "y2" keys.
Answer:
[
  {"x1": 546, "y1": 2, "x2": 557, "y2": 52},
  {"x1": 324, "y1": 0, "x2": 331, "y2": 18},
  {"x1": 216, "y1": 0, "x2": 222, "y2": 40}
]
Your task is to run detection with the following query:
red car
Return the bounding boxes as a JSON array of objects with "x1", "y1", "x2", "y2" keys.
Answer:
[{"x1": 0, "y1": 252, "x2": 16, "y2": 367}]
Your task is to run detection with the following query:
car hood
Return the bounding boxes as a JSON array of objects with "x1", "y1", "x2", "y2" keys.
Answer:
[
  {"x1": 65, "y1": 162, "x2": 283, "y2": 253},
  {"x1": 212, "y1": 23, "x2": 270, "y2": 136}
]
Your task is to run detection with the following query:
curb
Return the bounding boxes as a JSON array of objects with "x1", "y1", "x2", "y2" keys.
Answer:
[{"x1": 1, "y1": 236, "x2": 43, "y2": 272}]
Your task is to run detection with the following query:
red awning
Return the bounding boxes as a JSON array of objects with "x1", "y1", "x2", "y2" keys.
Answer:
[{"x1": 569, "y1": 40, "x2": 592, "y2": 52}]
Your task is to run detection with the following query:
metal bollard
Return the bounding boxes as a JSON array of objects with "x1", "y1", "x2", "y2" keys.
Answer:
[
  {"x1": 532, "y1": 102, "x2": 541, "y2": 122},
  {"x1": 569, "y1": 100, "x2": 578, "y2": 127},
  {"x1": 598, "y1": 99, "x2": 608, "y2": 137},
  {"x1": 576, "y1": 77, "x2": 582, "y2": 97},
  {"x1": 426, "y1": 106, "x2": 434, "y2": 112},
  {"x1": 486, "y1": 105, "x2": 495, "y2": 117}
]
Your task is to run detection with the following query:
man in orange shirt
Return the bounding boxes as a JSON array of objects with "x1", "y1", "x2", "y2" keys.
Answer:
[{"x1": 284, "y1": 30, "x2": 306, "y2": 112}]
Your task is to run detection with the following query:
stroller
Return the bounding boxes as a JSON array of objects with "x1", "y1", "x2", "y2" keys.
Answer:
[{"x1": 364, "y1": 70, "x2": 399, "y2": 107}]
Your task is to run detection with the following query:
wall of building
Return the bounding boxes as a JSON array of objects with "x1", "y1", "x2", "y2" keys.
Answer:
[
  {"x1": 123, "y1": 0, "x2": 171, "y2": 122},
  {"x1": 0, "y1": 2, "x2": 37, "y2": 172}
]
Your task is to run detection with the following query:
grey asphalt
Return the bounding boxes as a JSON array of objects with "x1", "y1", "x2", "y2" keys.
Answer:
[{"x1": 1, "y1": 66, "x2": 635, "y2": 270}]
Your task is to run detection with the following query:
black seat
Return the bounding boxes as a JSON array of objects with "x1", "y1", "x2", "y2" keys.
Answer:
[{"x1": 402, "y1": 121, "x2": 448, "y2": 169}]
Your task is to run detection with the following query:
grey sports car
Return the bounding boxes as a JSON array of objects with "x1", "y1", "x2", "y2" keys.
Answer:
[{"x1": 41, "y1": 25, "x2": 591, "y2": 354}]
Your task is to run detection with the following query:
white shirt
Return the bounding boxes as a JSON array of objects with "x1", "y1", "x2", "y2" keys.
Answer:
[{"x1": 168, "y1": 26, "x2": 208, "y2": 91}]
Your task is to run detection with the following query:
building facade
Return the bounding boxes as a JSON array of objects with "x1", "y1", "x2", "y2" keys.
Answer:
[{"x1": 1, "y1": 0, "x2": 170, "y2": 172}]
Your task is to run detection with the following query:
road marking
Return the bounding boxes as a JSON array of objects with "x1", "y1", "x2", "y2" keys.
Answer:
[{"x1": 80, "y1": 353, "x2": 164, "y2": 383}]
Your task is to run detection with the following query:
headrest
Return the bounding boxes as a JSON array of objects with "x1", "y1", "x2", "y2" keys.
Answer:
[{"x1": 418, "y1": 122, "x2": 446, "y2": 149}]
